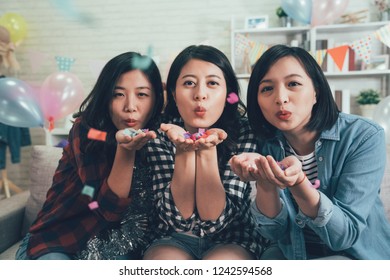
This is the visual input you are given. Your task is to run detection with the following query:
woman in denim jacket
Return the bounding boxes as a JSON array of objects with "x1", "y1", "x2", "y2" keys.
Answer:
[{"x1": 230, "y1": 44, "x2": 390, "y2": 260}]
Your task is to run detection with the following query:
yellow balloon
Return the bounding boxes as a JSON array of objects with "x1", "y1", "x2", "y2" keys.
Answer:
[{"x1": 0, "y1": 13, "x2": 28, "y2": 45}]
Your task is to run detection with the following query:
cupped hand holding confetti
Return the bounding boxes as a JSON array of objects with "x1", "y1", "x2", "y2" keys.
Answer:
[
  {"x1": 116, "y1": 128, "x2": 156, "y2": 150},
  {"x1": 195, "y1": 128, "x2": 227, "y2": 149}
]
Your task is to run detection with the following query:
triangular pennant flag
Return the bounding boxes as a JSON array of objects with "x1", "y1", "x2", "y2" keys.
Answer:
[
  {"x1": 248, "y1": 42, "x2": 268, "y2": 65},
  {"x1": 55, "y1": 56, "x2": 75, "y2": 72},
  {"x1": 350, "y1": 35, "x2": 372, "y2": 65},
  {"x1": 234, "y1": 33, "x2": 251, "y2": 55},
  {"x1": 327, "y1": 45, "x2": 349, "y2": 71},
  {"x1": 374, "y1": 24, "x2": 390, "y2": 48},
  {"x1": 314, "y1": 49, "x2": 327, "y2": 67}
]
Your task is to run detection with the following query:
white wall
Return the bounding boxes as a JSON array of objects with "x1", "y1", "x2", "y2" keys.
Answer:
[{"x1": 1, "y1": 0, "x2": 375, "y2": 87}]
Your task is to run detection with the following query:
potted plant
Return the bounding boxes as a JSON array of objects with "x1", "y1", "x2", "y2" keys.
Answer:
[
  {"x1": 356, "y1": 89, "x2": 381, "y2": 119},
  {"x1": 276, "y1": 6, "x2": 292, "y2": 27}
]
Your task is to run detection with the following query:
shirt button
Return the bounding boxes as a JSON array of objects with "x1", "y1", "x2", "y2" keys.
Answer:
[
  {"x1": 317, "y1": 141, "x2": 322, "y2": 146},
  {"x1": 318, "y1": 156, "x2": 323, "y2": 161}
]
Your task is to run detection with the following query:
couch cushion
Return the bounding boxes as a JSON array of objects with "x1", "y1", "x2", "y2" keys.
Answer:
[{"x1": 21, "y1": 145, "x2": 63, "y2": 235}]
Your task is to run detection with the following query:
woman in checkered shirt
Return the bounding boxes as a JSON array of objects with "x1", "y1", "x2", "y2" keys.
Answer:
[{"x1": 143, "y1": 45, "x2": 266, "y2": 260}]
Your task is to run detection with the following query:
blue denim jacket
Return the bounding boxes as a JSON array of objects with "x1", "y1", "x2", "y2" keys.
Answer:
[{"x1": 252, "y1": 113, "x2": 390, "y2": 260}]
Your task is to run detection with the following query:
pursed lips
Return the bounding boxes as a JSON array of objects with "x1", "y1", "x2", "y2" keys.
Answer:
[
  {"x1": 194, "y1": 106, "x2": 206, "y2": 117},
  {"x1": 124, "y1": 118, "x2": 137, "y2": 127},
  {"x1": 276, "y1": 110, "x2": 291, "y2": 120}
]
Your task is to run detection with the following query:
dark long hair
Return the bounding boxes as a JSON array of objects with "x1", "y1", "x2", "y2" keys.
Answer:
[
  {"x1": 165, "y1": 45, "x2": 246, "y2": 170},
  {"x1": 73, "y1": 52, "x2": 164, "y2": 156},
  {"x1": 247, "y1": 44, "x2": 339, "y2": 140}
]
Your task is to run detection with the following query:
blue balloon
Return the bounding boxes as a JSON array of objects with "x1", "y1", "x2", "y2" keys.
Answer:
[
  {"x1": 281, "y1": 0, "x2": 312, "y2": 25},
  {"x1": 0, "y1": 77, "x2": 44, "y2": 127}
]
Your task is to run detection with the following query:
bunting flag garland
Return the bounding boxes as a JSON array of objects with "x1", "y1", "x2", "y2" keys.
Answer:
[
  {"x1": 234, "y1": 23, "x2": 390, "y2": 72},
  {"x1": 350, "y1": 35, "x2": 372, "y2": 65},
  {"x1": 374, "y1": 24, "x2": 390, "y2": 49},
  {"x1": 248, "y1": 42, "x2": 268, "y2": 65},
  {"x1": 234, "y1": 33, "x2": 251, "y2": 55},
  {"x1": 313, "y1": 49, "x2": 328, "y2": 67},
  {"x1": 327, "y1": 45, "x2": 349, "y2": 71},
  {"x1": 55, "y1": 56, "x2": 75, "y2": 72}
]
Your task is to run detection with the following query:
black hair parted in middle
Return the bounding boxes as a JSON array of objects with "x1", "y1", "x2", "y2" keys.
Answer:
[
  {"x1": 164, "y1": 45, "x2": 247, "y2": 169},
  {"x1": 73, "y1": 51, "x2": 164, "y2": 155}
]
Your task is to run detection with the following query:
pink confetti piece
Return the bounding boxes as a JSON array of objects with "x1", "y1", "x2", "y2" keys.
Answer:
[
  {"x1": 88, "y1": 201, "x2": 99, "y2": 210},
  {"x1": 183, "y1": 128, "x2": 208, "y2": 140},
  {"x1": 227, "y1": 92, "x2": 239, "y2": 104}
]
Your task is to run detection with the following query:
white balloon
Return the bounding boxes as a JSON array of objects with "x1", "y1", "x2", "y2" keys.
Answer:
[{"x1": 373, "y1": 95, "x2": 390, "y2": 144}]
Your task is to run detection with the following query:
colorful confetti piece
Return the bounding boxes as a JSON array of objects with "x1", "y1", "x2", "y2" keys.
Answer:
[
  {"x1": 227, "y1": 92, "x2": 239, "y2": 104},
  {"x1": 87, "y1": 128, "x2": 107, "y2": 142},
  {"x1": 88, "y1": 201, "x2": 99, "y2": 210},
  {"x1": 81, "y1": 185, "x2": 95, "y2": 198},
  {"x1": 122, "y1": 128, "x2": 148, "y2": 137}
]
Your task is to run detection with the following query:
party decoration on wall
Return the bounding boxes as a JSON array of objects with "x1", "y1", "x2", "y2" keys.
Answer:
[
  {"x1": 350, "y1": 35, "x2": 372, "y2": 65},
  {"x1": 373, "y1": 95, "x2": 390, "y2": 144},
  {"x1": 312, "y1": 49, "x2": 327, "y2": 67},
  {"x1": 0, "y1": 12, "x2": 28, "y2": 45},
  {"x1": 234, "y1": 33, "x2": 251, "y2": 55},
  {"x1": 55, "y1": 56, "x2": 75, "y2": 71},
  {"x1": 281, "y1": 0, "x2": 349, "y2": 26},
  {"x1": 311, "y1": 0, "x2": 350, "y2": 26},
  {"x1": 0, "y1": 77, "x2": 44, "y2": 127},
  {"x1": 237, "y1": 23, "x2": 390, "y2": 74},
  {"x1": 374, "y1": 24, "x2": 390, "y2": 48},
  {"x1": 39, "y1": 56, "x2": 85, "y2": 131},
  {"x1": 248, "y1": 42, "x2": 268, "y2": 66},
  {"x1": 326, "y1": 45, "x2": 349, "y2": 71},
  {"x1": 281, "y1": 0, "x2": 312, "y2": 25}
]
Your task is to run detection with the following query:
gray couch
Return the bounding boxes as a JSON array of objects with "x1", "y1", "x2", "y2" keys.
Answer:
[{"x1": 1, "y1": 145, "x2": 390, "y2": 260}]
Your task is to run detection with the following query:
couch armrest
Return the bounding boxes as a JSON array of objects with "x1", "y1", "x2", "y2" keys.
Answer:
[{"x1": 0, "y1": 191, "x2": 29, "y2": 254}]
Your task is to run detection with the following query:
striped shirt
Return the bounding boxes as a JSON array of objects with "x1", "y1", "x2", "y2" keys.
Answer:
[{"x1": 285, "y1": 142, "x2": 322, "y2": 245}]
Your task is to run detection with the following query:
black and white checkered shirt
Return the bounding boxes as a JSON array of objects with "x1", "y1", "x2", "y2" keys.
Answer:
[{"x1": 146, "y1": 117, "x2": 265, "y2": 258}]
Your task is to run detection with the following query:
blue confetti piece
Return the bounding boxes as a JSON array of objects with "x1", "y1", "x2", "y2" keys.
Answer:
[{"x1": 82, "y1": 185, "x2": 95, "y2": 198}]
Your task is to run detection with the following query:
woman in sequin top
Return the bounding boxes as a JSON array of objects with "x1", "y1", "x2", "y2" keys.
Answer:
[
  {"x1": 143, "y1": 45, "x2": 265, "y2": 260},
  {"x1": 15, "y1": 52, "x2": 164, "y2": 260}
]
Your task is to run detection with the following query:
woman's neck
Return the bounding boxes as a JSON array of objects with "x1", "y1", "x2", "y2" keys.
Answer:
[{"x1": 283, "y1": 130, "x2": 318, "y2": 156}]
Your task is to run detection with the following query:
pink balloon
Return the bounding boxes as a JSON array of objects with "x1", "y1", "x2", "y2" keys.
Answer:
[
  {"x1": 39, "y1": 71, "x2": 85, "y2": 123},
  {"x1": 311, "y1": 0, "x2": 349, "y2": 26}
]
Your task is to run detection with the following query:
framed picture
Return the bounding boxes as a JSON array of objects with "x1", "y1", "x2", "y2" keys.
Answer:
[
  {"x1": 245, "y1": 15, "x2": 269, "y2": 29},
  {"x1": 361, "y1": 54, "x2": 389, "y2": 70}
]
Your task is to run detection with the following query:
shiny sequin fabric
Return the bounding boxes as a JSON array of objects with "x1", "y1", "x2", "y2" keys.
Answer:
[{"x1": 77, "y1": 164, "x2": 154, "y2": 260}]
